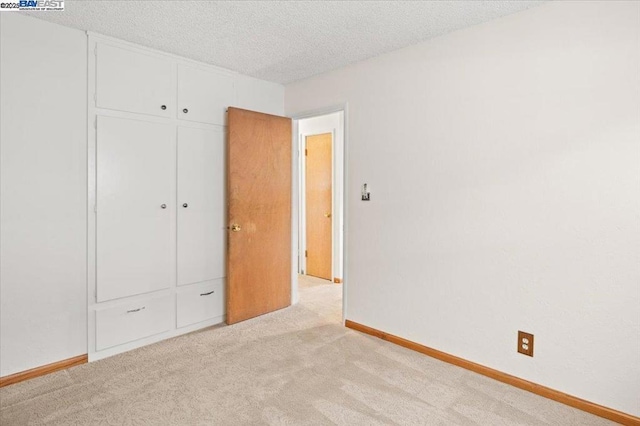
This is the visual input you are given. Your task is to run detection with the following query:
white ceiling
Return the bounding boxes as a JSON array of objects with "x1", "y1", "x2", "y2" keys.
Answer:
[{"x1": 25, "y1": 1, "x2": 545, "y2": 84}]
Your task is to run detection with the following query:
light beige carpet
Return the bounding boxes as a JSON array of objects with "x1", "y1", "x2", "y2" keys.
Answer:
[{"x1": 0, "y1": 276, "x2": 613, "y2": 425}]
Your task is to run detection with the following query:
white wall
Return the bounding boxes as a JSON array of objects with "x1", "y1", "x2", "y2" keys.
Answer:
[
  {"x1": 285, "y1": 1, "x2": 640, "y2": 416},
  {"x1": 1, "y1": 14, "x2": 88, "y2": 376},
  {"x1": 298, "y1": 112, "x2": 344, "y2": 283},
  {"x1": 235, "y1": 74, "x2": 284, "y2": 116}
]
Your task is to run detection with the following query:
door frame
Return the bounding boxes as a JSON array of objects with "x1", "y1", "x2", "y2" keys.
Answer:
[{"x1": 290, "y1": 104, "x2": 348, "y2": 324}]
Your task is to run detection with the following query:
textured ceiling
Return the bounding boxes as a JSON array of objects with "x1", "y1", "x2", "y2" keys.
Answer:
[{"x1": 25, "y1": 1, "x2": 545, "y2": 84}]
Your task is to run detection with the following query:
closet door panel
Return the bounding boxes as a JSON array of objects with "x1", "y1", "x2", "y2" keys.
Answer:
[
  {"x1": 97, "y1": 116, "x2": 174, "y2": 302},
  {"x1": 177, "y1": 126, "x2": 225, "y2": 286},
  {"x1": 96, "y1": 43, "x2": 175, "y2": 118},
  {"x1": 178, "y1": 64, "x2": 235, "y2": 125}
]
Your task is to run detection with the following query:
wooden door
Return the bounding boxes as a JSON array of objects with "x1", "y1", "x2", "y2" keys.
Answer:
[
  {"x1": 305, "y1": 133, "x2": 333, "y2": 280},
  {"x1": 227, "y1": 107, "x2": 292, "y2": 324},
  {"x1": 177, "y1": 126, "x2": 225, "y2": 286},
  {"x1": 96, "y1": 43, "x2": 175, "y2": 118},
  {"x1": 96, "y1": 116, "x2": 174, "y2": 302},
  {"x1": 177, "y1": 64, "x2": 236, "y2": 126}
]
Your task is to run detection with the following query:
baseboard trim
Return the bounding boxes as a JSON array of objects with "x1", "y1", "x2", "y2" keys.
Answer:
[
  {"x1": 0, "y1": 354, "x2": 88, "y2": 388},
  {"x1": 345, "y1": 320, "x2": 640, "y2": 426}
]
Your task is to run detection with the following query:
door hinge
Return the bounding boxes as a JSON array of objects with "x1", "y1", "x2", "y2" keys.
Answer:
[
  {"x1": 305, "y1": 250, "x2": 308, "y2": 257},
  {"x1": 305, "y1": 149, "x2": 308, "y2": 156}
]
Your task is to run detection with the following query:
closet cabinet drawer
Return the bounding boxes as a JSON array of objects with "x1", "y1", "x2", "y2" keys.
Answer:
[
  {"x1": 178, "y1": 64, "x2": 235, "y2": 125},
  {"x1": 177, "y1": 280, "x2": 225, "y2": 328},
  {"x1": 96, "y1": 43, "x2": 176, "y2": 118},
  {"x1": 96, "y1": 295, "x2": 172, "y2": 351}
]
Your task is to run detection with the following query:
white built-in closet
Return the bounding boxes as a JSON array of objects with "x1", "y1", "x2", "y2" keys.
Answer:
[{"x1": 88, "y1": 34, "x2": 283, "y2": 360}]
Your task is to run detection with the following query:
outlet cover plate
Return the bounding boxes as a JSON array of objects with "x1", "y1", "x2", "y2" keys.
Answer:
[{"x1": 518, "y1": 331, "x2": 534, "y2": 357}]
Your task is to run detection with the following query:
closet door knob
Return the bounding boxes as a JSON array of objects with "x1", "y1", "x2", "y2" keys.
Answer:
[
  {"x1": 182, "y1": 108, "x2": 189, "y2": 114},
  {"x1": 161, "y1": 204, "x2": 167, "y2": 209},
  {"x1": 161, "y1": 105, "x2": 167, "y2": 110},
  {"x1": 182, "y1": 203, "x2": 188, "y2": 208}
]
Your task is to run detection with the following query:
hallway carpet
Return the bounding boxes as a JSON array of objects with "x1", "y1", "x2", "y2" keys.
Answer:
[{"x1": 0, "y1": 276, "x2": 612, "y2": 425}]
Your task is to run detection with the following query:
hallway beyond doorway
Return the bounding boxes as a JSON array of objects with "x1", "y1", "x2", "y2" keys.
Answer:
[{"x1": 298, "y1": 274, "x2": 342, "y2": 323}]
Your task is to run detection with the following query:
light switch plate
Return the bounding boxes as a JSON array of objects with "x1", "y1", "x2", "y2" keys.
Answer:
[{"x1": 362, "y1": 183, "x2": 370, "y2": 201}]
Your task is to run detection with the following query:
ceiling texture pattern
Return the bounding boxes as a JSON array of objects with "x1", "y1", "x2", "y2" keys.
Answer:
[{"x1": 25, "y1": 1, "x2": 545, "y2": 84}]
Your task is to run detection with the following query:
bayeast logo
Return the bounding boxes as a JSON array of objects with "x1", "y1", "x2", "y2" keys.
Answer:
[
  {"x1": 0, "y1": 0, "x2": 64, "y2": 11},
  {"x1": 20, "y1": 0, "x2": 64, "y2": 9}
]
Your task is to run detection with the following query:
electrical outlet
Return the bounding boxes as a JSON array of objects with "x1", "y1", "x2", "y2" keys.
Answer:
[{"x1": 517, "y1": 331, "x2": 534, "y2": 357}]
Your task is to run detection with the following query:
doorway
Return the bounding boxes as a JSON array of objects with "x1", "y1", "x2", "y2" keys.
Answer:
[{"x1": 294, "y1": 110, "x2": 345, "y2": 320}]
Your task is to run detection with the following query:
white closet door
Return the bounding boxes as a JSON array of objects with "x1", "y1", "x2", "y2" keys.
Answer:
[
  {"x1": 96, "y1": 43, "x2": 175, "y2": 118},
  {"x1": 177, "y1": 126, "x2": 225, "y2": 286},
  {"x1": 97, "y1": 116, "x2": 175, "y2": 302},
  {"x1": 177, "y1": 64, "x2": 235, "y2": 125}
]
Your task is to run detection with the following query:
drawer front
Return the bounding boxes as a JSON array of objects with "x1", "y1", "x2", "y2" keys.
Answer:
[
  {"x1": 96, "y1": 295, "x2": 172, "y2": 351},
  {"x1": 177, "y1": 279, "x2": 225, "y2": 328}
]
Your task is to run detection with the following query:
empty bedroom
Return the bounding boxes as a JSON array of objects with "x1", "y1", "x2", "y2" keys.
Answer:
[{"x1": 0, "y1": 1, "x2": 638, "y2": 425}]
